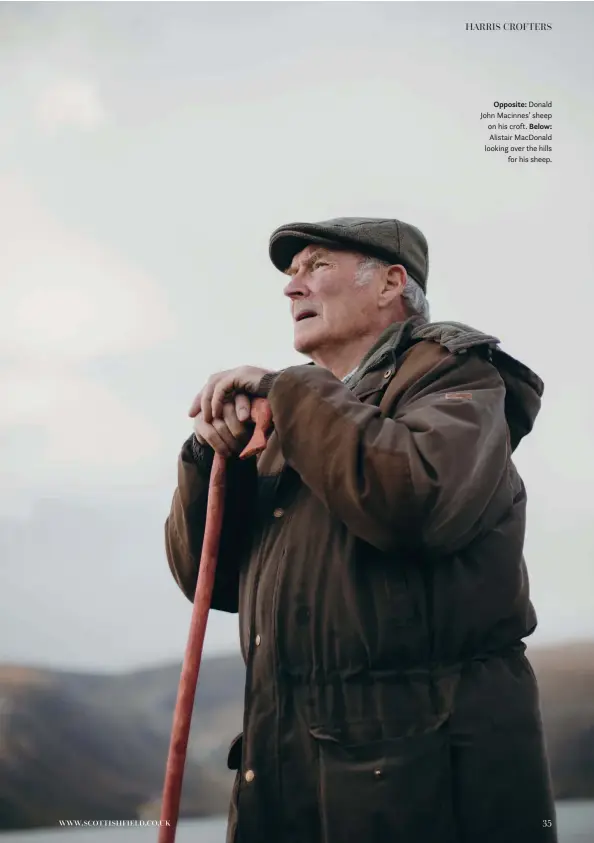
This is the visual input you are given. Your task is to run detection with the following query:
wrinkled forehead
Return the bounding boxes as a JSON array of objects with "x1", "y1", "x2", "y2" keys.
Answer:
[{"x1": 286, "y1": 244, "x2": 350, "y2": 275}]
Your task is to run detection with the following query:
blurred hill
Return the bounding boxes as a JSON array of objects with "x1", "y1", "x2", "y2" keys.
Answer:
[
  {"x1": 528, "y1": 642, "x2": 594, "y2": 799},
  {"x1": 0, "y1": 641, "x2": 592, "y2": 830},
  {"x1": 0, "y1": 660, "x2": 236, "y2": 830}
]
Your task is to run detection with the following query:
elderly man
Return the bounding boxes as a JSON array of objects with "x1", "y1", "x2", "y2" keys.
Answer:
[{"x1": 165, "y1": 217, "x2": 557, "y2": 843}]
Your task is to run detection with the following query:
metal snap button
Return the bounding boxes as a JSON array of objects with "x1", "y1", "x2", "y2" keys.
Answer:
[
  {"x1": 254, "y1": 634, "x2": 261, "y2": 647},
  {"x1": 245, "y1": 769, "x2": 255, "y2": 783},
  {"x1": 383, "y1": 369, "x2": 392, "y2": 379},
  {"x1": 273, "y1": 507, "x2": 284, "y2": 518}
]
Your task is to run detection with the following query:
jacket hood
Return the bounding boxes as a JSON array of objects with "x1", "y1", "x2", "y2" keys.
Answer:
[
  {"x1": 488, "y1": 346, "x2": 544, "y2": 451},
  {"x1": 354, "y1": 318, "x2": 544, "y2": 452}
]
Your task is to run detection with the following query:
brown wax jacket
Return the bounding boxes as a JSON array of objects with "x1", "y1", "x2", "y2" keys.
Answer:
[{"x1": 165, "y1": 317, "x2": 557, "y2": 843}]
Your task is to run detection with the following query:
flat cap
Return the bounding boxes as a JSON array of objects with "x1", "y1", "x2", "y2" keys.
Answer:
[{"x1": 269, "y1": 216, "x2": 429, "y2": 292}]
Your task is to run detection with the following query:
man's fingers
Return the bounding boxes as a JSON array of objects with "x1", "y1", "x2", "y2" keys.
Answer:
[
  {"x1": 234, "y1": 393, "x2": 251, "y2": 423},
  {"x1": 188, "y1": 393, "x2": 202, "y2": 418},
  {"x1": 190, "y1": 366, "x2": 268, "y2": 420},
  {"x1": 191, "y1": 371, "x2": 227, "y2": 422},
  {"x1": 211, "y1": 376, "x2": 235, "y2": 421},
  {"x1": 192, "y1": 368, "x2": 261, "y2": 421},
  {"x1": 201, "y1": 382, "x2": 216, "y2": 424},
  {"x1": 222, "y1": 402, "x2": 244, "y2": 440},
  {"x1": 212, "y1": 417, "x2": 242, "y2": 453},
  {"x1": 207, "y1": 428, "x2": 232, "y2": 457},
  {"x1": 194, "y1": 414, "x2": 232, "y2": 457}
]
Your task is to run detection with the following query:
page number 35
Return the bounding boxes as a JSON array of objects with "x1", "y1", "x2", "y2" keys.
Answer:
[{"x1": 543, "y1": 820, "x2": 553, "y2": 827}]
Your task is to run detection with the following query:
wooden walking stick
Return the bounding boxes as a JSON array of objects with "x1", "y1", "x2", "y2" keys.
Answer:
[{"x1": 158, "y1": 397, "x2": 273, "y2": 843}]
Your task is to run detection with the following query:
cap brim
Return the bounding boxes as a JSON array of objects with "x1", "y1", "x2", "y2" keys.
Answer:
[{"x1": 269, "y1": 231, "x2": 346, "y2": 273}]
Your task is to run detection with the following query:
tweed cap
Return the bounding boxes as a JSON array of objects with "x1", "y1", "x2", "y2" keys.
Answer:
[{"x1": 269, "y1": 216, "x2": 429, "y2": 292}]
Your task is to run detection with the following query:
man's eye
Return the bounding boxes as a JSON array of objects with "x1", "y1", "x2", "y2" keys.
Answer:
[{"x1": 313, "y1": 261, "x2": 328, "y2": 269}]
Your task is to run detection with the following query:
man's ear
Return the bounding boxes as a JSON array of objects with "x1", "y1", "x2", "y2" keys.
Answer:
[{"x1": 379, "y1": 264, "x2": 407, "y2": 308}]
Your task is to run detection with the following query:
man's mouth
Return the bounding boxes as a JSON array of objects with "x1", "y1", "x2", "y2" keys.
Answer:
[{"x1": 295, "y1": 310, "x2": 318, "y2": 322}]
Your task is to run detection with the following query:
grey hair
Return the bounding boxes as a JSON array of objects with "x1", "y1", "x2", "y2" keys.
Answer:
[{"x1": 353, "y1": 255, "x2": 430, "y2": 321}]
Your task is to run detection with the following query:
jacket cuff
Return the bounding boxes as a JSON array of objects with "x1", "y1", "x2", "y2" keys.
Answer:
[
  {"x1": 255, "y1": 371, "x2": 282, "y2": 397},
  {"x1": 181, "y1": 434, "x2": 215, "y2": 472}
]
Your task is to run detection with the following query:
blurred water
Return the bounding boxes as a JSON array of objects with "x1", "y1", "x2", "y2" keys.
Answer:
[{"x1": 2, "y1": 803, "x2": 593, "y2": 842}]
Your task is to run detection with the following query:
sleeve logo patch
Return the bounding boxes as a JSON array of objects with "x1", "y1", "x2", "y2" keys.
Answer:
[{"x1": 445, "y1": 392, "x2": 473, "y2": 400}]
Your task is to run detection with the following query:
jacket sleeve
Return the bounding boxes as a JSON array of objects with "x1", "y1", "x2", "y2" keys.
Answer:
[
  {"x1": 164, "y1": 436, "x2": 258, "y2": 612},
  {"x1": 265, "y1": 350, "x2": 513, "y2": 555}
]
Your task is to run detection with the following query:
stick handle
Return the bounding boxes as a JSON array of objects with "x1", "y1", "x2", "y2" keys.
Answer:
[{"x1": 239, "y1": 397, "x2": 274, "y2": 459}]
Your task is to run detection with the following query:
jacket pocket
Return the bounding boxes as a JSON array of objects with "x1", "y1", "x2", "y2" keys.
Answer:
[
  {"x1": 310, "y1": 722, "x2": 457, "y2": 843},
  {"x1": 226, "y1": 732, "x2": 243, "y2": 770}
]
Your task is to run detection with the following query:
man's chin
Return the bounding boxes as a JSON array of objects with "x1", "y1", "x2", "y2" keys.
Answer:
[{"x1": 293, "y1": 328, "x2": 321, "y2": 354}]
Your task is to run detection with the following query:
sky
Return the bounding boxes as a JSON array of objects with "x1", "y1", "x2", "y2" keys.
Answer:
[{"x1": 0, "y1": 1, "x2": 592, "y2": 672}]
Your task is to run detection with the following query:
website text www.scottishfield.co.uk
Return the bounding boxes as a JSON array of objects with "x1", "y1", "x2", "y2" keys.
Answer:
[{"x1": 58, "y1": 820, "x2": 172, "y2": 828}]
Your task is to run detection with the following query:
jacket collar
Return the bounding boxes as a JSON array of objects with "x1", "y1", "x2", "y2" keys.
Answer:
[{"x1": 345, "y1": 315, "x2": 428, "y2": 391}]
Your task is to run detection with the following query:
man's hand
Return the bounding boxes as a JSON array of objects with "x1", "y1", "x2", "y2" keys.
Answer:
[
  {"x1": 192, "y1": 398, "x2": 254, "y2": 458},
  {"x1": 188, "y1": 366, "x2": 273, "y2": 424}
]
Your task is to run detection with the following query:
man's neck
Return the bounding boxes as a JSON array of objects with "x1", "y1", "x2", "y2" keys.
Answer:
[
  {"x1": 312, "y1": 333, "x2": 385, "y2": 381},
  {"x1": 310, "y1": 309, "x2": 414, "y2": 380}
]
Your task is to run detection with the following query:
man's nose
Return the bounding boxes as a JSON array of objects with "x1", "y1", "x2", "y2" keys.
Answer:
[{"x1": 283, "y1": 272, "x2": 308, "y2": 298}]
